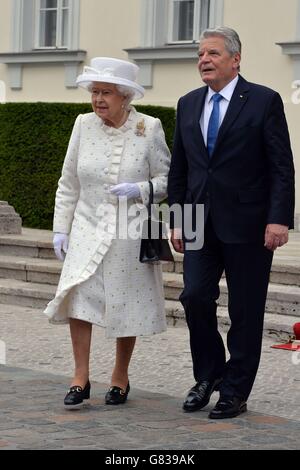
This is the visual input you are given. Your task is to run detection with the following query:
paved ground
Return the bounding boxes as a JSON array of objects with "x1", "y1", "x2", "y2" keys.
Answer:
[
  {"x1": 0, "y1": 303, "x2": 299, "y2": 450},
  {"x1": 1, "y1": 365, "x2": 299, "y2": 451}
]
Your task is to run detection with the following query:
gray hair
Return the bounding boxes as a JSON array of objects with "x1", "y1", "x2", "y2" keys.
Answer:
[
  {"x1": 116, "y1": 84, "x2": 135, "y2": 109},
  {"x1": 199, "y1": 26, "x2": 242, "y2": 56},
  {"x1": 88, "y1": 82, "x2": 135, "y2": 110}
]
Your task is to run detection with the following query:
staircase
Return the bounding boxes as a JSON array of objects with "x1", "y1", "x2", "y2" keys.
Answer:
[
  {"x1": 0, "y1": 229, "x2": 58, "y2": 309},
  {"x1": 163, "y1": 248, "x2": 300, "y2": 317},
  {"x1": 0, "y1": 228, "x2": 299, "y2": 340},
  {"x1": 164, "y1": 241, "x2": 300, "y2": 340}
]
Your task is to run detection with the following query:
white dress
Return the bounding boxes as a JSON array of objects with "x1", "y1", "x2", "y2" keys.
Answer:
[{"x1": 43, "y1": 107, "x2": 171, "y2": 338}]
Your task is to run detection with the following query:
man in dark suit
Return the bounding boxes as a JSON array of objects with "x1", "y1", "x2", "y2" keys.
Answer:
[{"x1": 167, "y1": 27, "x2": 295, "y2": 419}]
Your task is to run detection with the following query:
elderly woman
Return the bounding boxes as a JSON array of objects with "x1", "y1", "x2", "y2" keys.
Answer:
[{"x1": 44, "y1": 57, "x2": 171, "y2": 409}]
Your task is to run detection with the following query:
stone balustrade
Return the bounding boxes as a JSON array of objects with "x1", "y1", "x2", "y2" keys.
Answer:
[{"x1": 0, "y1": 201, "x2": 22, "y2": 234}]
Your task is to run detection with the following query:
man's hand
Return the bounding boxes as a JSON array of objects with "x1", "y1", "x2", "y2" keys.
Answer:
[
  {"x1": 264, "y1": 224, "x2": 289, "y2": 251},
  {"x1": 170, "y1": 228, "x2": 184, "y2": 253}
]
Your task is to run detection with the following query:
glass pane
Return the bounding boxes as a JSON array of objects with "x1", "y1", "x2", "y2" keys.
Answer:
[
  {"x1": 39, "y1": 10, "x2": 57, "y2": 47},
  {"x1": 40, "y1": 0, "x2": 57, "y2": 8},
  {"x1": 62, "y1": 9, "x2": 69, "y2": 46},
  {"x1": 172, "y1": 0, "x2": 194, "y2": 41},
  {"x1": 63, "y1": 0, "x2": 69, "y2": 7},
  {"x1": 199, "y1": 0, "x2": 210, "y2": 33}
]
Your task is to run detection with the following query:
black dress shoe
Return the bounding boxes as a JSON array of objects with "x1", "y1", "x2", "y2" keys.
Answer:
[
  {"x1": 183, "y1": 378, "x2": 222, "y2": 412},
  {"x1": 209, "y1": 396, "x2": 247, "y2": 419},
  {"x1": 64, "y1": 381, "x2": 91, "y2": 409},
  {"x1": 105, "y1": 383, "x2": 130, "y2": 405}
]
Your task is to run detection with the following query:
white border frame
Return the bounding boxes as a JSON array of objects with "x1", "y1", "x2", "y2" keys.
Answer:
[
  {"x1": 167, "y1": 0, "x2": 197, "y2": 44},
  {"x1": 34, "y1": 0, "x2": 71, "y2": 49}
]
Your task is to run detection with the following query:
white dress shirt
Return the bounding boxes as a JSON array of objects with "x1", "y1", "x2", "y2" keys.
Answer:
[{"x1": 200, "y1": 75, "x2": 239, "y2": 146}]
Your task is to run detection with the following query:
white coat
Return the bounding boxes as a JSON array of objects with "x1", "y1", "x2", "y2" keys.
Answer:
[{"x1": 44, "y1": 107, "x2": 171, "y2": 338}]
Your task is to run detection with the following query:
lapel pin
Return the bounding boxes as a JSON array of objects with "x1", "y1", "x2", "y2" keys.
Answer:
[{"x1": 240, "y1": 95, "x2": 244, "y2": 98}]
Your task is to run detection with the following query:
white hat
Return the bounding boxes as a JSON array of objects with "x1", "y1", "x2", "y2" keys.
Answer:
[{"x1": 76, "y1": 57, "x2": 145, "y2": 99}]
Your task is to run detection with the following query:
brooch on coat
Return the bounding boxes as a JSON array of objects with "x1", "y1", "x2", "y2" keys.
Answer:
[{"x1": 135, "y1": 119, "x2": 146, "y2": 137}]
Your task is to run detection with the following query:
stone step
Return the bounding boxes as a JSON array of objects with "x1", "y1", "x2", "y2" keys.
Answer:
[
  {"x1": 0, "y1": 279, "x2": 56, "y2": 309},
  {"x1": 0, "y1": 228, "x2": 55, "y2": 259},
  {"x1": 0, "y1": 256, "x2": 299, "y2": 317},
  {"x1": 269, "y1": 262, "x2": 300, "y2": 286},
  {"x1": 163, "y1": 272, "x2": 300, "y2": 317},
  {"x1": 1, "y1": 248, "x2": 298, "y2": 291},
  {"x1": 0, "y1": 275, "x2": 298, "y2": 343},
  {"x1": 163, "y1": 254, "x2": 300, "y2": 286},
  {"x1": 1, "y1": 228, "x2": 300, "y2": 284},
  {"x1": 0, "y1": 229, "x2": 299, "y2": 318},
  {"x1": 165, "y1": 300, "x2": 300, "y2": 343},
  {"x1": 0, "y1": 255, "x2": 62, "y2": 285}
]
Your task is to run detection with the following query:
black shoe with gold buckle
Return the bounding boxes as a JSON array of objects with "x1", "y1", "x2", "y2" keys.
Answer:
[
  {"x1": 105, "y1": 382, "x2": 130, "y2": 405},
  {"x1": 64, "y1": 381, "x2": 91, "y2": 409}
]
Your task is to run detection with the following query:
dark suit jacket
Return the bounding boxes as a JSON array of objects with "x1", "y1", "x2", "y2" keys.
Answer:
[{"x1": 168, "y1": 75, "x2": 295, "y2": 243}]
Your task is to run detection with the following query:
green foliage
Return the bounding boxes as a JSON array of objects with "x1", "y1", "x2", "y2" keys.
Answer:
[{"x1": 0, "y1": 103, "x2": 175, "y2": 229}]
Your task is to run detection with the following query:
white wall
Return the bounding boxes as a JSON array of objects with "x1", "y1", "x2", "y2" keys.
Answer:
[
  {"x1": 0, "y1": 0, "x2": 141, "y2": 103},
  {"x1": 0, "y1": 0, "x2": 12, "y2": 101}
]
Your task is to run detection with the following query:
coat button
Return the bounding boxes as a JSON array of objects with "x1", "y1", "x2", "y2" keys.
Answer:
[{"x1": 208, "y1": 169, "x2": 213, "y2": 174}]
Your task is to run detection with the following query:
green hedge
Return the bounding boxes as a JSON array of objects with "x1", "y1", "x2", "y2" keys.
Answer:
[{"x1": 0, "y1": 103, "x2": 175, "y2": 229}]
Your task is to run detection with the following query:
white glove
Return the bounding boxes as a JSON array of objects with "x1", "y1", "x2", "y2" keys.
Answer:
[
  {"x1": 53, "y1": 233, "x2": 69, "y2": 261},
  {"x1": 110, "y1": 183, "x2": 140, "y2": 199}
]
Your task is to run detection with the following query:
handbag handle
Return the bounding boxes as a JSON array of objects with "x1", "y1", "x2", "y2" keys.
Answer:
[
  {"x1": 148, "y1": 180, "x2": 163, "y2": 222},
  {"x1": 148, "y1": 180, "x2": 154, "y2": 218},
  {"x1": 147, "y1": 180, "x2": 163, "y2": 238}
]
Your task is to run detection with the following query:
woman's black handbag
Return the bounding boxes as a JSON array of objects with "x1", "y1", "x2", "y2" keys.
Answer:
[{"x1": 139, "y1": 181, "x2": 174, "y2": 263}]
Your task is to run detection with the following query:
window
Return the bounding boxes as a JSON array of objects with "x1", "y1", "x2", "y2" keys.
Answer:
[
  {"x1": 36, "y1": 0, "x2": 70, "y2": 48},
  {"x1": 0, "y1": 0, "x2": 85, "y2": 89},
  {"x1": 126, "y1": 0, "x2": 224, "y2": 87},
  {"x1": 168, "y1": 0, "x2": 210, "y2": 43}
]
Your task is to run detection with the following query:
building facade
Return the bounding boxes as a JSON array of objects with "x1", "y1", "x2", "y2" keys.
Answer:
[{"x1": 0, "y1": 0, "x2": 299, "y2": 224}]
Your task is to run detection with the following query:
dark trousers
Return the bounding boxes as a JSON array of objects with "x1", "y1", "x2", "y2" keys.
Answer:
[{"x1": 180, "y1": 217, "x2": 273, "y2": 400}]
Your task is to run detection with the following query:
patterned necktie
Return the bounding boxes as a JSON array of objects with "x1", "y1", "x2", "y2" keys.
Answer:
[{"x1": 207, "y1": 93, "x2": 223, "y2": 156}]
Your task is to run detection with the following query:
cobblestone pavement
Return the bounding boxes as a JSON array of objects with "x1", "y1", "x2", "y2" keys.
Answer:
[
  {"x1": 0, "y1": 304, "x2": 299, "y2": 431},
  {"x1": 1, "y1": 364, "x2": 299, "y2": 451}
]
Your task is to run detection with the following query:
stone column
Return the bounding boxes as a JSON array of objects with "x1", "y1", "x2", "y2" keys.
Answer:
[{"x1": 0, "y1": 201, "x2": 22, "y2": 234}]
